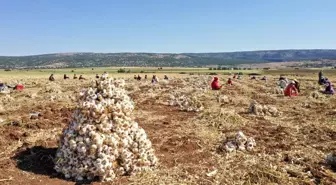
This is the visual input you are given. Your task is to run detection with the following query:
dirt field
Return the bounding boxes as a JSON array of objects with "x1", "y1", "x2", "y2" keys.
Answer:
[{"x1": 0, "y1": 71, "x2": 335, "y2": 185}]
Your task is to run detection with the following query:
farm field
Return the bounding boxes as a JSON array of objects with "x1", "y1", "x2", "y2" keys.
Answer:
[
  {"x1": 0, "y1": 69, "x2": 335, "y2": 185},
  {"x1": 0, "y1": 67, "x2": 258, "y2": 78},
  {"x1": 1, "y1": 67, "x2": 335, "y2": 78}
]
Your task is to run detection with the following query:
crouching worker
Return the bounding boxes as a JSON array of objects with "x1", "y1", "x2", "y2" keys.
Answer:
[
  {"x1": 79, "y1": 75, "x2": 86, "y2": 80},
  {"x1": 0, "y1": 83, "x2": 12, "y2": 93},
  {"x1": 293, "y1": 79, "x2": 300, "y2": 93},
  {"x1": 284, "y1": 81, "x2": 299, "y2": 97},
  {"x1": 14, "y1": 84, "x2": 24, "y2": 91},
  {"x1": 49, "y1": 74, "x2": 55, "y2": 81},
  {"x1": 227, "y1": 78, "x2": 233, "y2": 86},
  {"x1": 278, "y1": 79, "x2": 288, "y2": 89},
  {"x1": 151, "y1": 75, "x2": 158, "y2": 84},
  {"x1": 323, "y1": 81, "x2": 334, "y2": 95},
  {"x1": 211, "y1": 77, "x2": 222, "y2": 90},
  {"x1": 233, "y1": 74, "x2": 237, "y2": 79},
  {"x1": 64, "y1": 74, "x2": 70, "y2": 79}
]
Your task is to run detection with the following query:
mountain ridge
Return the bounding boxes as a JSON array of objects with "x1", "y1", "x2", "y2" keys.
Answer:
[
  {"x1": 1, "y1": 49, "x2": 336, "y2": 68},
  {"x1": 4, "y1": 49, "x2": 336, "y2": 57}
]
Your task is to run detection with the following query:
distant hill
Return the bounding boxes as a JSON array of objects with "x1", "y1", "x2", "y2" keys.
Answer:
[{"x1": 1, "y1": 49, "x2": 336, "y2": 68}]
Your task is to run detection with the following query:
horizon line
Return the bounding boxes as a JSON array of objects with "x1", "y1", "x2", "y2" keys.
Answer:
[{"x1": 2, "y1": 48, "x2": 336, "y2": 57}]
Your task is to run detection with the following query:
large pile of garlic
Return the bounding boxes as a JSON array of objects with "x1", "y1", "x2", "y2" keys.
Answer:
[
  {"x1": 223, "y1": 131, "x2": 256, "y2": 152},
  {"x1": 249, "y1": 100, "x2": 280, "y2": 117},
  {"x1": 54, "y1": 73, "x2": 158, "y2": 182}
]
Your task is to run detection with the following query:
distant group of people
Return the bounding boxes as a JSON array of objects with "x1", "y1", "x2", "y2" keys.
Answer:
[
  {"x1": 131, "y1": 74, "x2": 169, "y2": 83},
  {"x1": 151, "y1": 75, "x2": 168, "y2": 83},
  {"x1": 210, "y1": 71, "x2": 334, "y2": 96},
  {"x1": 49, "y1": 72, "x2": 171, "y2": 84},
  {"x1": 47, "y1": 70, "x2": 334, "y2": 96},
  {"x1": 49, "y1": 74, "x2": 86, "y2": 81},
  {"x1": 250, "y1": 75, "x2": 267, "y2": 81},
  {"x1": 0, "y1": 83, "x2": 24, "y2": 92},
  {"x1": 134, "y1": 75, "x2": 142, "y2": 81},
  {"x1": 276, "y1": 72, "x2": 333, "y2": 96}
]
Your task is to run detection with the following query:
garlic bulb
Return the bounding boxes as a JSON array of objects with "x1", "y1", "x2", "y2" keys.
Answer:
[
  {"x1": 168, "y1": 91, "x2": 204, "y2": 112},
  {"x1": 223, "y1": 131, "x2": 256, "y2": 153},
  {"x1": 249, "y1": 100, "x2": 280, "y2": 117},
  {"x1": 54, "y1": 73, "x2": 158, "y2": 182}
]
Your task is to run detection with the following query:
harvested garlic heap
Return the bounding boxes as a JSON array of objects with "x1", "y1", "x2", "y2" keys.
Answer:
[
  {"x1": 54, "y1": 73, "x2": 158, "y2": 182},
  {"x1": 168, "y1": 92, "x2": 204, "y2": 112},
  {"x1": 189, "y1": 76, "x2": 212, "y2": 91},
  {"x1": 249, "y1": 100, "x2": 280, "y2": 117},
  {"x1": 216, "y1": 94, "x2": 231, "y2": 104},
  {"x1": 310, "y1": 90, "x2": 323, "y2": 99},
  {"x1": 223, "y1": 131, "x2": 256, "y2": 152},
  {"x1": 274, "y1": 87, "x2": 284, "y2": 95}
]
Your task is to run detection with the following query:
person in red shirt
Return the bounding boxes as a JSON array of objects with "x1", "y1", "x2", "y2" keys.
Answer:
[
  {"x1": 211, "y1": 77, "x2": 222, "y2": 90},
  {"x1": 227, "y1": 78, "x2": 233, "y2": 85},
  {"x1": 284, "y1": 81, "x2": 298, "y2": 97}
]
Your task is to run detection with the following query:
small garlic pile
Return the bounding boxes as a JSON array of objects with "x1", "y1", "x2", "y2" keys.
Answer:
[
  {"x1": 223, "y1": 131, "x2": 256, "y2": 152},
  {"x1": 0, "y1": 95, "x2": 13, "y2": 112},
  {"x1": 216, "y1": 95, "x2": 231, "y2": 104},
  {"x1": 249, "y1": 100, "x2": 280, "y2": 117},
  {"x1": 54, "y1": 73, "x2": 158, "y2": 182},
  {"x1": 168, "y1": 93, "x2": 204, "y2": 112},
  {"x1": 43, "y1": 82, "x2": 62, "y2": 93},
  {"x1": 274, "y1": 87, "x2": 284, "y2": 95},
  {"x1": 189, "y1": 76, "x2": 212, "y2": 91},
  {"x1": 0, "y1": 94, "x2": 14, "y2": 105},
  {"x1": 310, "y1": 91, "x2": 321, "y2": 99}
]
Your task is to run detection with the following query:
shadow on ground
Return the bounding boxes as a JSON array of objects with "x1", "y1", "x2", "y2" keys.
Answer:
[
  {"x1": 12, "y1": 145, "x2": 95, "y2": 185},
  {"x1": 13, "y1": 145, "x2": 57, "y2": 176}
]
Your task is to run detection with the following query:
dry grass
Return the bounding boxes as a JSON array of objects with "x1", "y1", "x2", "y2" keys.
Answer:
[{"x1": 0, "y1": 72, "x2": 335, "y2": 185}]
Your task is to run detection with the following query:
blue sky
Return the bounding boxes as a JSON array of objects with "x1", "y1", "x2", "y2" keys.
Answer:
[{"x1": 0, "y1": 0, "x2": 335, "y2": 56}]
